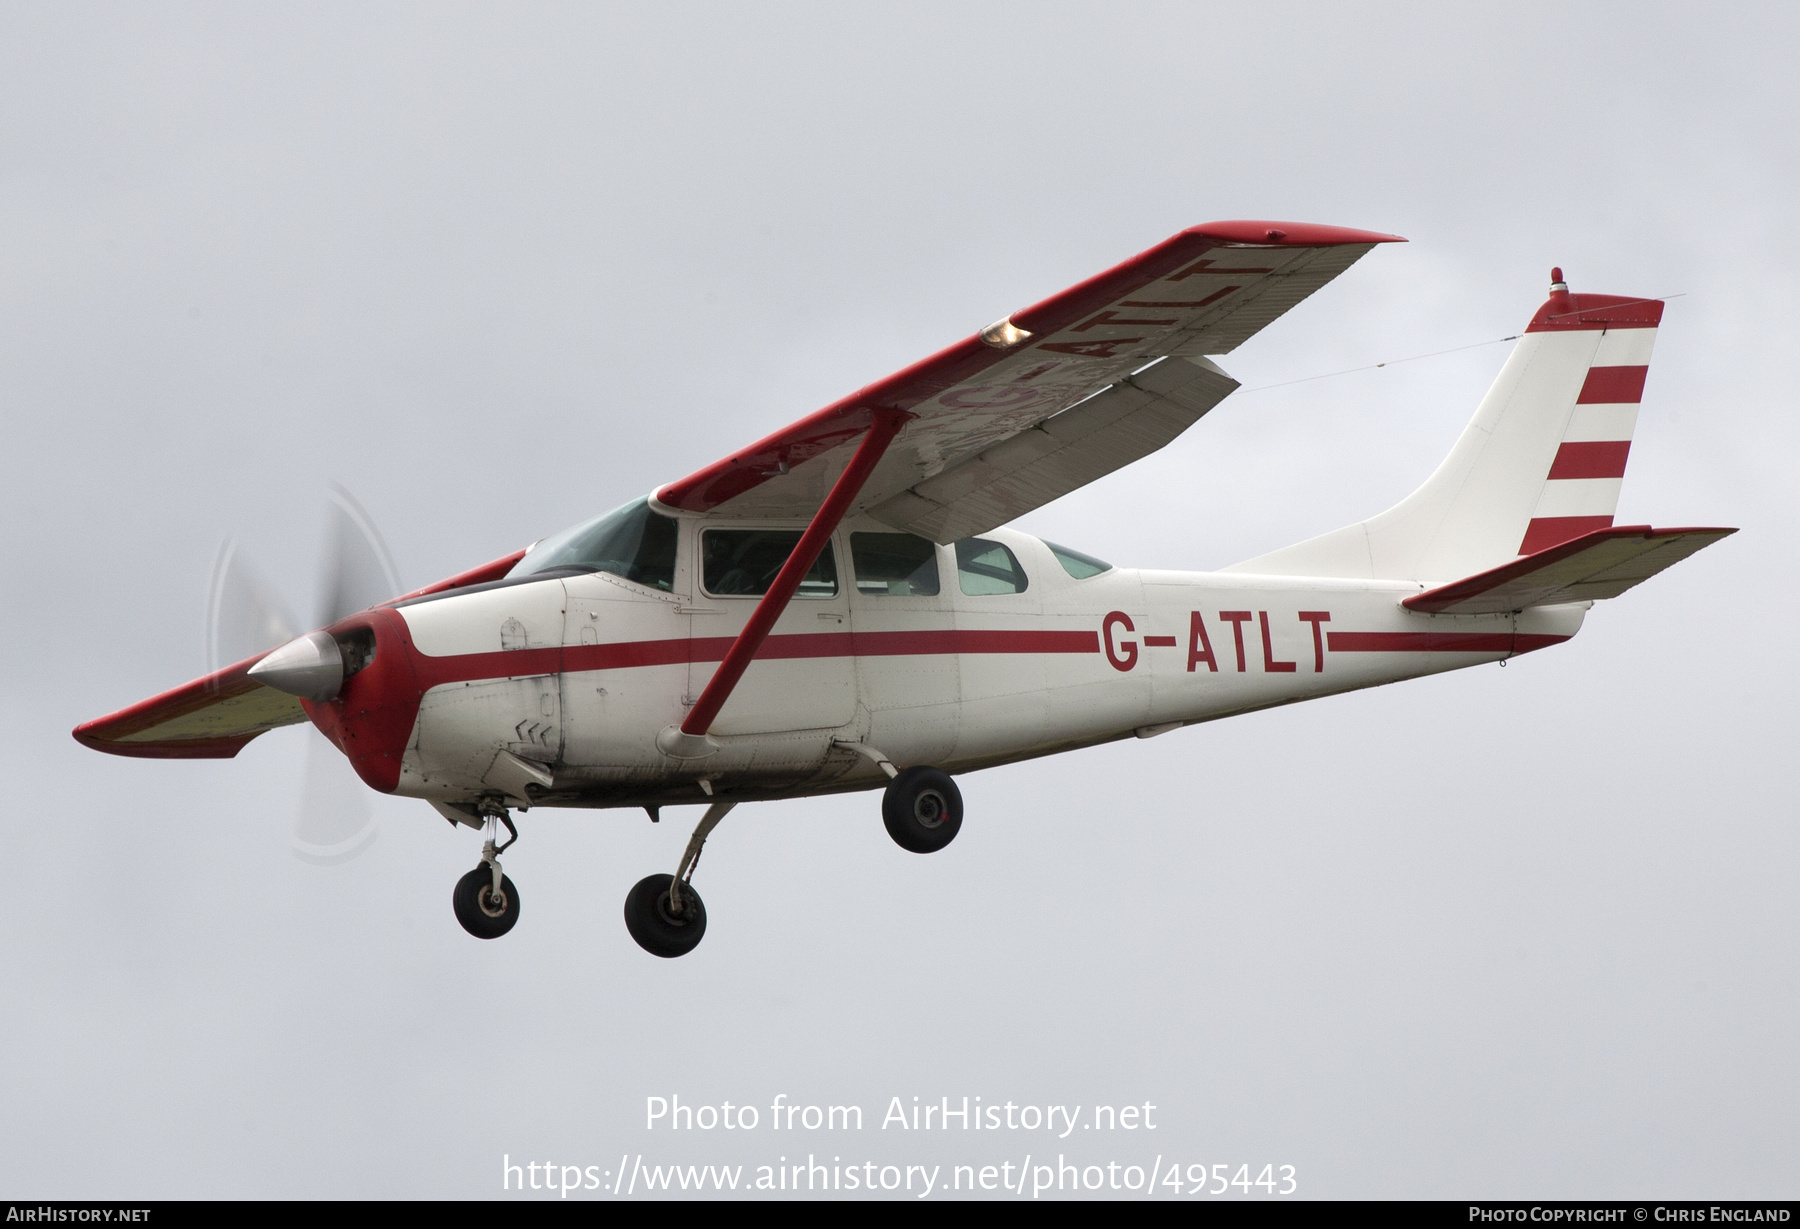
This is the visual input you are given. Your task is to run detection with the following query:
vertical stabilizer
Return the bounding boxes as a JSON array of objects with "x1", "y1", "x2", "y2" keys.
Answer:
[{"x1": 1225, "y1": 272, "x2": 1664, "y2": 582}]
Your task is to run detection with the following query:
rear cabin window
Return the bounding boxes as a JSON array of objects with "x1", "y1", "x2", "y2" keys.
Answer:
[
  {"x1": 955, "y1": 538, "x2": 1029, "y2": 596},
  {"x1": 701, "y1": 529, "x2": 839, "y2": 597},
  {"x1": 1045, "y1": 541, "x2": 1113, "y2": 579},
  {"x1": 850, "y1": 533, "x2": 941, "y2": 596},
  {"x1": 516, "y1": 496, "x2": 678, "y2": 591}
]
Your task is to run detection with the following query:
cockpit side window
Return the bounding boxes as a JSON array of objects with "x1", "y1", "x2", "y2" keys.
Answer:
[
  {"x1": 955, "y1": 538, "x2": 1029, "y2": 596},
  {"x1": 850, "y1": 532, "x2": 940, "y2": 596},
  {"x1": 515, "y1": 497, "x2": 678, "y2": 591},
  {"x1": 701, "y1": 529, "x2": 839, "y2": 597}
]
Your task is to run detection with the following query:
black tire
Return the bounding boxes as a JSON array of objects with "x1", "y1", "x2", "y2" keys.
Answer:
[
  {"x1": 624, "y1": 873, "x2": 708, "y2": 958},
  {"x1": 453, "y1": 864, "x2": 521, "y2": 939},
  {"x1": 882, "y1": 765, "x2": 963, "y2": 853}
]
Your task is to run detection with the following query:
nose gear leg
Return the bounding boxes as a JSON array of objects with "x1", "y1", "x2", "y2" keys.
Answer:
[
  {"x1": 478, "y1": 798, "x2": 519, "y2": 901},
  {"x1": 452, "y1": 799, "x2": 523, "y2": 940}
]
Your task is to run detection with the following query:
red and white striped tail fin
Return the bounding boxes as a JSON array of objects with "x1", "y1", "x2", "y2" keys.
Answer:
[
  {"x1": 1227, "y1": 270, "x2": 1667, "y2": 583},
  {"x1": 1518, "y1": 285, "x2": 1655, "y2": 553}
]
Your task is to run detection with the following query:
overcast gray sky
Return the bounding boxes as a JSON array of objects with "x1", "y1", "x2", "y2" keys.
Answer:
[{"x1": 3, "y1": 1, "x2": 1794, "y2": 1200}]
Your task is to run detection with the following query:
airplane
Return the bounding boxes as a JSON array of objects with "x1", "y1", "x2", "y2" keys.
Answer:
[{"x1": 73, "y1": 220, "x2": 1734, "y2": 958}]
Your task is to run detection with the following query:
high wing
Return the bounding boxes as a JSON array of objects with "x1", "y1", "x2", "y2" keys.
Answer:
[
  {"x1": 657, "y1": 220, "x2": 1404, "y2": 540},
  {"x1": 74, "y1": 654, "x2": 309, "y2": 759},
  {"x1": 1402, "y1": 525, "x2": 1737, "y2": 615}
]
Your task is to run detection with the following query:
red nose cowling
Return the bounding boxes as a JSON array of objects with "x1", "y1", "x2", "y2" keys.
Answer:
[{"x1": 302, "y1": 608, "x2": 426, "y2": 794}]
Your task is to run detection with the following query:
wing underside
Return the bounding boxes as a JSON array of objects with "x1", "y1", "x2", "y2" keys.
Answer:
[
  {"x1": 871, "y1": 354, "x2": 1239, "y2": 542},
  {"x1": 74, "y1": 657, "x2": 309, "y2": 759},
  {"x1": 657, "y1": 221, "x2": 1401, "y2": 537},
  {"x1": 75, "y1": 549, "x2": 536, "y2": 761}
]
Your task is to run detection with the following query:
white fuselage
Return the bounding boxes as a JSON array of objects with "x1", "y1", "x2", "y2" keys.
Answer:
[{"x1": 391, "y1": 519, "x2": 1585, "y2": 811}]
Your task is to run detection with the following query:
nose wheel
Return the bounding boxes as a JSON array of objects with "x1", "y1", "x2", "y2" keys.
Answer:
[
  {"x1": 453, "y1": 803, "x2": 521, "y2": 939},
  {"x1": 454, "y1": 863, "x2": 520, "y2": 938}
]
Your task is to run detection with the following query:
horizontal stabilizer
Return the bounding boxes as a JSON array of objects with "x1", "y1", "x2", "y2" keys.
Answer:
[
  {"x1": 73, "y1": 655, "x2": 309, "y2": 759},
  {"x1": 1402, "y1": 525, "x2": 1736, "y2": 615}
]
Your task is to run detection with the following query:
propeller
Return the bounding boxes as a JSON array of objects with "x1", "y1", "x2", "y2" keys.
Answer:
[{"x1": 207, "y1": 483, "x2": 402, "y2": 866}]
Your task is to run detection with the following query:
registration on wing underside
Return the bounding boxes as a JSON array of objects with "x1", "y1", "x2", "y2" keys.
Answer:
[{"x1": 658, "y1": 234, "x2": 1378, "y2": 523}]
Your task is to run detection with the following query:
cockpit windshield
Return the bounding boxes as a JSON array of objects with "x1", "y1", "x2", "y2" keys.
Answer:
[
  {"x1": 513, "y1": 496, "x2": 678, "y2": 591},
  {"x1": 1043, "y1": 540, "x2": 1112, "y2": 579}
]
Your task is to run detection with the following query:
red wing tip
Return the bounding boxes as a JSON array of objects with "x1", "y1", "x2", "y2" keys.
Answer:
[
  {"x1": 72, "y1": 726, "x2": 257, "y2": 759},
  {"x1": 1185, "y1": 221, "x2": 1407, "y2": 246},
  {"x1": 71, "y1": 721, "x2": 120, "y2": 750}
]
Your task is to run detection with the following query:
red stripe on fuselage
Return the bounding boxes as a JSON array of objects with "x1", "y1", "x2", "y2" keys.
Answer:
[
  {"x1": 1327, "y1": 631, "x2": 1570, "y2": 654},
  {"x1": 409, "y1": 628, "x2": 1103, "y2": 688},
  {"x1": 411, "y1": 623, "x2": 1577, "y2": 693}
]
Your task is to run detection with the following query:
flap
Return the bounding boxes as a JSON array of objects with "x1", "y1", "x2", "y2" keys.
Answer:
[{"x1": 869, "y1": 355, "x2": 1238, "y2": 543}]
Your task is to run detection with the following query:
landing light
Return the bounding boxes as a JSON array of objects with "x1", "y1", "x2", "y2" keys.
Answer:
[{"x1": 979, "y1": 317, "x2": 1032, "y2": 350}]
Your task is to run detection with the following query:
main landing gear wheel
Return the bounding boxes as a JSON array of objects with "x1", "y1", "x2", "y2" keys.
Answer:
[
  {"x1": 624, "y1": 873, "x2": 708, "y2": 958},
  {"x1": 625, "y1": 799, "x2": 731, "y2": 958},
  {"x1": 453, "y1": 864, "x2": 520, "y2": 939},
  {"x1": 882, "y1": 765, "x2": 962, "y2": 853}
]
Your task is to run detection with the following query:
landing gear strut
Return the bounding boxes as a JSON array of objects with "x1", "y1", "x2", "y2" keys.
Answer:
[
  {"x1": 453, "y1": 802, "x2": 521, "y2": 939},
  {"x1": 882, "y1": 765, "x2": 962, "y2": 853},
  {"x1": 624, "y1": 800, "x2": 733, "y2": 958}
]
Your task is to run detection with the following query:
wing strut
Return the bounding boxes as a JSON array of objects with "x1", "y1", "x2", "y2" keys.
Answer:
[{"x1": 664, "y1": 409, "x2": 909, "y2": 755}]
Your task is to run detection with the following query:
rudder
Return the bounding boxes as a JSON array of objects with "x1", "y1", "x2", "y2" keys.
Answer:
[{"x1": 1226, "y1": 271, "x2": 1665, "y2": 582}]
